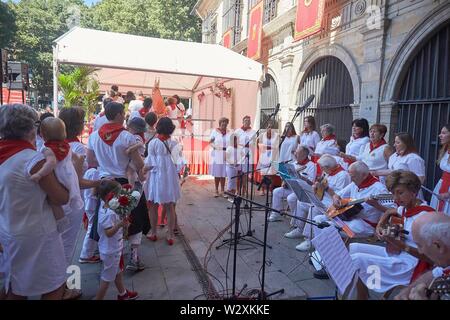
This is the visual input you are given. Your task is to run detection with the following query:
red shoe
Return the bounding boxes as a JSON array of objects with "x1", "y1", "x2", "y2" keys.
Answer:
[
  {"x1": 166, "y1": 238, "x2": 174, "y2": 246},
  {"x1": 117, "y1": 289, "x2": 139, "y2": 300},
  {"x1": 147, "y1": 234, "x2": 157, "y2": 242}
]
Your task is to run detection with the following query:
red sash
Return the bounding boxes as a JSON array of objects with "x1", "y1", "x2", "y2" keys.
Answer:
[
  {"x1": 157, "y1": 134, "x2": 170, "y2": 142},
  {"x1": 357, "y1": 174, "x2": 379, "y2": 190},
  {"x1": 0, "y1": 139, "x2": 36, "y2": 165},
  {"x1": 328, "y1": 165, "x2": 344, "y2": 177},
  {"x1": 45, "y1": 140, "x2": 70, "y2": 161},
  {"x1": 438, "y1": 171, "x2": 450, "y2": 211},
  {"x1": 98, "y1": 123, "x2": 125, "y2": 146},
  {"x1": 369, "y1": 139, "x2": 387, "y2": 152},
  {"x1": 323, "y1": 134, "x2": 336, "y2": 141}
]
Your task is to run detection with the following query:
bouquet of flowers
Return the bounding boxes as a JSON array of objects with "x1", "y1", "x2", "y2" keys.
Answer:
[{"x1": 105, "y1": 184, "x2": 141, "y2": 238}]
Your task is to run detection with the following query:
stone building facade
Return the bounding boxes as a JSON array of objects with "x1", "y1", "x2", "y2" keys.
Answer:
[{"x1": 193, "y1": 0, "x2": 450, "y2": 189}]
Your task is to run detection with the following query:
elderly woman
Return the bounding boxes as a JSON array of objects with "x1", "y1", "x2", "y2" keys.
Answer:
[
  {"x1": 209, "y1": 117, "x2": 231, "y2": 197},
  {"x1": 313, "y1": 124, "x2": 340, "y2": 160},
  {"x1": 0, "y1": 104, "x2": 69, "y2": 300}
]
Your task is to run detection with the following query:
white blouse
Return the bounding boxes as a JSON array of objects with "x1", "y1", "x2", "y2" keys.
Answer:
[
  {"x1": 358, "y1": 142, "x2": 390, "y2": 171},
  {"x1": 279, "y1": 135, "x2": 299, "y2": 163},
  {"x1": 315, "y1": 139, "x2": 340, "y2": 156},
  {"x1": 300, "y1": 131, "x2": 320, "y2": 152},
  {"x1": 346, "y1": 136, "x2": 370, "y2": 157},
  {"x1": 388, "y1": 152, "x2": 425, "y2": 178}
]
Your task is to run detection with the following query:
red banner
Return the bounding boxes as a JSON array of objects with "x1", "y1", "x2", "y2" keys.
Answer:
[
  {"x1": 1, "y1": 88, "x2": 24, "y2": 104},
  {"x1": 223, "y1": 29, "x2": 232, "y2": 49},
  {"x1": 247, "y1": 1, "x2": 264, "y2": 60},
  {"x1": 294, "y1": 0, "x2": 325, "y2": 41}
]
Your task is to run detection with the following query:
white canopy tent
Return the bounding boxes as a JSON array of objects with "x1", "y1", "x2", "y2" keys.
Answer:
[{"x1": 53, "y1": 27, "x2": 264, "y2": 126}]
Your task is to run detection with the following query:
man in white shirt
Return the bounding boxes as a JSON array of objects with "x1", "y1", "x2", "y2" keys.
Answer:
[
  {"x1": 288, "y1": 155, "x2": 351, "y2": 249},
  {"x1": 395, "y1": 213, "x2": 450, "y2": 300},
  {"x1": 128, "y1": 90, "x2": 145, "y2": 113},
  {"x1": 268, "y1": 145, "x2": 317, "y2": 222},
  {"x1": 87, "y1": 102, "x2": 148, "y2": 272}
]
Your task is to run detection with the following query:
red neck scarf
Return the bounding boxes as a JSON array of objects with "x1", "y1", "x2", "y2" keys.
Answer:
[
  {"x1": 98, "y1": 123, "x2": 125, "y2": 146},
  {"x1": 0, "y1": 139, "x2": 36, "y2": 165},
  {"x1": 136, "y1": 132, "x2": 145, "y2": 142},
  {"x1": 241, "y1": 126, "x2": 251, "y2": 132},
  {"x1": 323, "y1": 134, "x2": 336, "y2": 141},
  {"x1": 99, "y1": 111, "x2": 105, "y2": 117},
  {"x1": 370, "y1": 138, "x2": 387, "y2": 152},
  {"x1": 328, "y1": 165, "x2": 344, "y2": 176},
  {"x1": 65, "y1": 137, "x2": 80, "y2": 143},
  {"x1": 357, "y1": 174, "x2": 379, "y2": 190},
  {"x1": 402, "y1": 205, "x2": 435, "y2": 218},
  {"x1": 298, "y1": 158, "x2": 310, "y2": 166},
  {"x1": 157, "y1": 134, "x2": 170, "y2": 142},
  {"x1": 45, "y1": 140, "x2": 70, "y2": 161},
  {"x1": 170, "y1": 105, "x2": 176, "y2": 111},
  {"x1": 217, "y1": 128, "x2": 227, "y2": 136},
  {"x1": 139, "y1": 107, "x2": 149, "y2": 118}
]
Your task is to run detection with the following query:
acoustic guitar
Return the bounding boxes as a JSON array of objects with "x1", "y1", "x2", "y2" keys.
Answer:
[{"x1": 326, "y1": 194, "x2": 394, "y2": 221}]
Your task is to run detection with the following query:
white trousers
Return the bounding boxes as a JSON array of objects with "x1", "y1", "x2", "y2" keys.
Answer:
[
  {"x1": 271, "y1": 187, "x2": 296, "y2": 214},
  {"x1": 61, "y1": 208, "x2": 84, "y2": 265}
]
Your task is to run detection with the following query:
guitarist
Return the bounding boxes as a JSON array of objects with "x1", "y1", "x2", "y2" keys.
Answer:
[
  {"x1": 289, "y1": 155, "x2": 351, "y2": 250},
  {"x1": 349, "y1": 170, "x2": 435, "y2": 300},
  {"x1": 268, "y1": 145, "x2": 317, "y2": 222},
  {"x1": 395, "y1": 212, "x2": 450, "y2": 300}
]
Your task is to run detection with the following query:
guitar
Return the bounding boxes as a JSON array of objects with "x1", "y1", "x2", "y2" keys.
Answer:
[
  {"x1": 380, "y1": 215, "x2": 408, "y2": 240},
  {"x1": 426, "y1": 275, "x2": 450, "y2": 300},
  {"x1": 326, "y1": 194, "x2": 394, "y2": 220},
  {"x1": 296, "y1": 172, "x2": 328, "y2": 201}
]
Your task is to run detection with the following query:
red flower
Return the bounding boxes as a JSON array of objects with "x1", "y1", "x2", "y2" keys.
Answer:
[
  {"x1": 118, "y1": 195, "x2": 129, "y2": 206},
  {"x1": 122, "y1": 184, "x2": 133, "y2": 190}
]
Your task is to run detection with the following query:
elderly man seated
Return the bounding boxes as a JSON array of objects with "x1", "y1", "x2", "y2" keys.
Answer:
[
  {"x1": 395, "y1": 213, "x2": 450, "y2": 300},
  {"x1": 268, "y1": 145, "x2": 316, "y2": 222},
  {"x1": 285, "y1": 155, "x2": 351, "y2": 250}
]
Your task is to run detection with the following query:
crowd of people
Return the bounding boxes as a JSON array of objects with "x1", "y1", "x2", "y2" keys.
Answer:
[{"x1": 0, "y1": 84, "x2": 449, "y2": 300}]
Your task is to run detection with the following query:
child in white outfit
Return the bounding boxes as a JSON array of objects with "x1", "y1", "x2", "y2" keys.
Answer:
[{"x1": 95, "y1": 180, "x2": 139, "y2": 300}]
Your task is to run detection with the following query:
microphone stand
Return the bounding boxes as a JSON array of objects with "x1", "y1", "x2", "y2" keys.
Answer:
[
  {"x1": 223, "y1": 189, "x2": 336, "y2": 300},
  {"x1": 219, "y1": 104, "x2": 280, "y2": 249}
]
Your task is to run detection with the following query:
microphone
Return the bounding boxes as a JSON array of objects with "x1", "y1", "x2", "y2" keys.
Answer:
[{"x1": 296, "y1": 94, "x2": 315, "y2": 113}]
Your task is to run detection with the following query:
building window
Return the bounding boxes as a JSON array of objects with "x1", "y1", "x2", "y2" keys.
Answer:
[
  {"x1": 202, "y1": 12, "x2": 217, "y2": 44},
  {"x1": 223, "y1": 0, "x2": 243, "y2": 47},
  {"x1": 247, "y1": 0, "x2": 278, "y2": 35}
]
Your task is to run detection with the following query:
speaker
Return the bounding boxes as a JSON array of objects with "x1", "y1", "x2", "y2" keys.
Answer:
[
  {"x1": 21, "y1": 63, "x2": 29, "y2": 91},
  {"x1": 0, "y1": 49, "x2": 8, "y2": 84}
]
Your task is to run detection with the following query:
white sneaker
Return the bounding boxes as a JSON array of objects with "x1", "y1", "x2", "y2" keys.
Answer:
[
  {"x1": 295, "y1": 240, "x2": 312, "y2": 252},
  {"x1": 268, "y1": 212, "x2": 282, "y2": 222},
  {"x1": 284, "y1": 228, "x2": 303, "y2": 239}
]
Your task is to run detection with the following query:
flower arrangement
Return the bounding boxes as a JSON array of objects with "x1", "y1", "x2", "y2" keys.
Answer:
[{"x1": 105, "y1": 184, "x2": 141, "y2": 238}]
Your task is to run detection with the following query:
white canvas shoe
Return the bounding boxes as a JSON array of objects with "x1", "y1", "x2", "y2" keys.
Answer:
[
  {"x1": 284, "y1": 228, "x2": 303, "y2": 239},
  {"x1": 295, "y1": 240, "x2": 312, "y2": 252},
  {"x1": 268, "y1": 212, "x2": 282, "y2": 222}
]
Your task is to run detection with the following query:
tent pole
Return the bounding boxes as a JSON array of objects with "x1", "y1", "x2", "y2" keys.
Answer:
[{"x1": 53, "y1": 45, "x2": 59, "y2": 115}]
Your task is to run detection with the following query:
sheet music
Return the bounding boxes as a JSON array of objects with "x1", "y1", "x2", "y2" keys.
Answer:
[
  {"x1": 311, "y1": 227, "x2": 356, "y2": 295},
  {"x1": 286, "y1": 179, "x2": 327, "y2": 213}
]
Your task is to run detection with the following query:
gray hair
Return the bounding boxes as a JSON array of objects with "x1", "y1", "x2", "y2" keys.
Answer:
[
  {"x1": 0, "y1": 104, "x2": 38, "y2": 139},
  {"x1": 348, "y1": 161, "x2": 369, "y2": 175},
  {"x1": 320, "y1": 123, "x2": 335, "y2": 135},
  {"x1": 419, "y1": 220, "x2": 450, "y2": 247},
  {"x1": 296, "y1": 144, "x2": 310, "y2": 156},
  {"x1": 317, "y1": 154, "x2": 337, "y2": 169}
]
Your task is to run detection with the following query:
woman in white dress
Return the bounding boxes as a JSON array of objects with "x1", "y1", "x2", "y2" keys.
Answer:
[
  {"x1": 374, "y1": 132, "x2": 426, "y2": 184},
  {"x1": 312, "y1": 123, "x2": 340, "y2": 163},
  {"x1": 279, "y1": 122, "x2": 300, "y2": 163},
  {"x1": 300, "y1": 116, "x2": 320, "y2": 153},
  {"x1": 339, "y1": 118, "x2": 370, "y2": 166},
  {"x1": 209, "y1": 117, "x2": 231, "y2": 197},
  {"x1": 0, "y1": 104, "x2": 69, "y2": 299},
  {"x1": 430, "y1": 124, "x2": 450, "y2": 215},
  {"x1": 144, "y1": 117, "x2": 181, "y2": 245},
  {"x1": 257, "y1": 121, "x2": 278, "y2": 195},
  {"x1": 350, "y1": 170, "x2": 435, "y2": 299}
]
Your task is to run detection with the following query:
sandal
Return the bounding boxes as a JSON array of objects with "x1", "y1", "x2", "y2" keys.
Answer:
[{"x1": 166, "y1": 238, "x2": 174, "y2": 246}]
